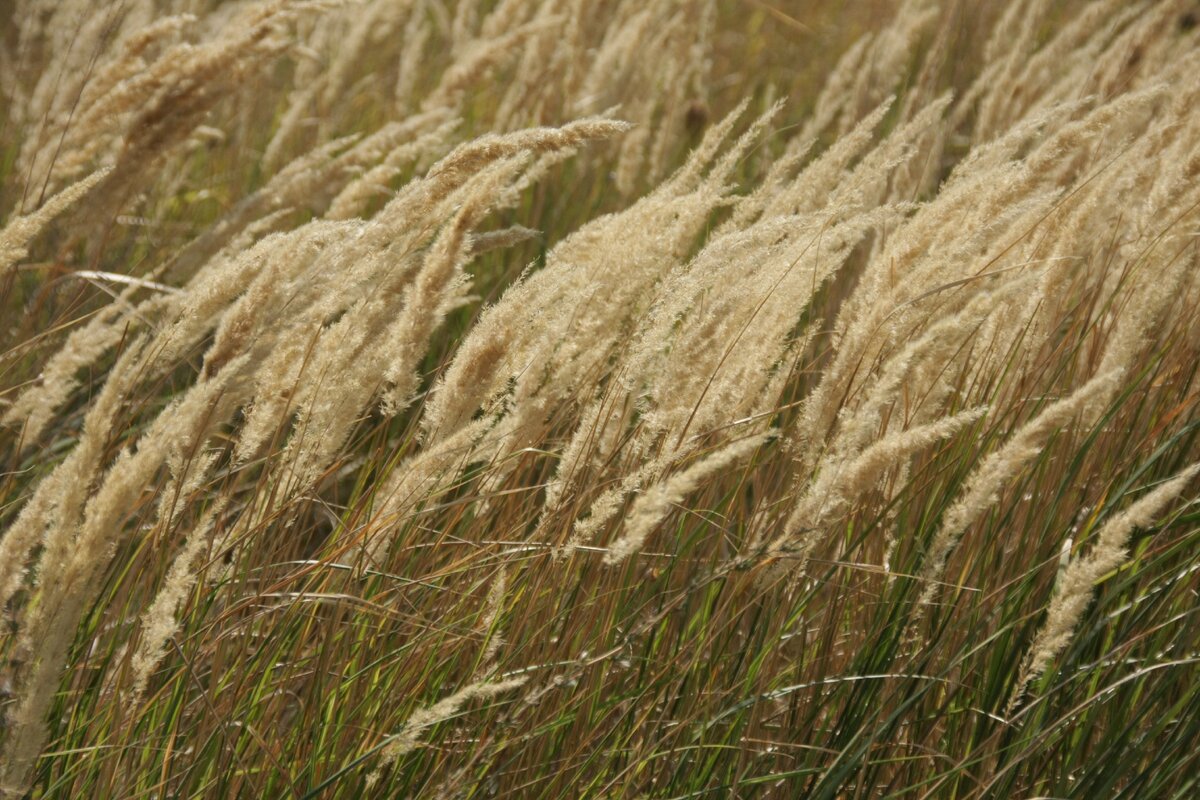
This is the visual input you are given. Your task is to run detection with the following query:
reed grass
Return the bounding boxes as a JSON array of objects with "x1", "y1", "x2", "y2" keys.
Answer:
[{"x1": 2, "y1": 1, "x2": 1199, "y2": 797}]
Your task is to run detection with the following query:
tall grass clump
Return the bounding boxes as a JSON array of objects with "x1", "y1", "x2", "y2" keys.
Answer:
[{"x1": 2, "y1": 1, "x2": 1199, "y2": 797}]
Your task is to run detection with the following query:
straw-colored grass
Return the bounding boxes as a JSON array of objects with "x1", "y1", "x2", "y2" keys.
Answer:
[{"x1": 2, "y1": 1, "x2": 1199, "y2": 797}]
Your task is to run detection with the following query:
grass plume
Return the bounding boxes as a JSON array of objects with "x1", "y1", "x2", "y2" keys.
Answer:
[{"x1": 2, "y1": 1, "x2": 1199, "y2": 797}]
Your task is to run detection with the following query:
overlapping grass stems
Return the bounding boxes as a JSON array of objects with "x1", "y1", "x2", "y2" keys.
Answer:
[{"x1": 1, "y1": 0, "x2": 1199, "y2": 796}]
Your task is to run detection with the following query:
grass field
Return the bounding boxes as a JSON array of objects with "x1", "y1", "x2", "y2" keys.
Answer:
[{"x1": 2, "y1": 1, "x2": 1200, "y2": 797}]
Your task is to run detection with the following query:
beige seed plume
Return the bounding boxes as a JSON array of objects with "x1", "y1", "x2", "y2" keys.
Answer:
[
  {"x1": 606, "y1": 432, "x2": 774, "y2": 566},
  {"x1": 916, "y1": 370, "x2": 1123, "y2": 609},
  {"x1": 1009, "y1": 464, "x2": 1200, "y2": 712},
  {"x1": 365, "y1": 677, "x2": 527, "y2": 788},
  {"x1": 768, "y1": 407, "x2": 989, "y2": 571},
  {"x1": 129, "y1": 497, "x2": 230, "y2": 701},
  {"x1": 0, "y1": 167, "x2": 110, "y2": 276}
]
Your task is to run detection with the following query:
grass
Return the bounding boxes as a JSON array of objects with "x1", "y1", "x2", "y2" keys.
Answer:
[{"x1": 2, "y1": 0, "x2": 1200, "y2": 797}]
